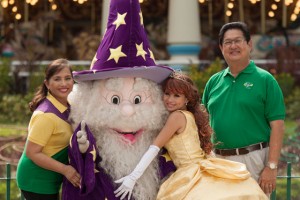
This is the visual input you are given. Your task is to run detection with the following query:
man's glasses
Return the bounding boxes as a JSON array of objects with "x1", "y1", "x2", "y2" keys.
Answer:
[{"x1": 223, "y1": 38, "x2": 245, "y2": 47}]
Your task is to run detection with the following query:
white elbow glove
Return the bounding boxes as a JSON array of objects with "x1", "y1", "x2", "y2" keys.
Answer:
[{"x1": 114, "y1": 145, "x2": 160, "y2": 200}]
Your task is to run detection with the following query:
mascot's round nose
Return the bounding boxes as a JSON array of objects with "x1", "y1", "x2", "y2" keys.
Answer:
[{"x1": 121, "y1": 102, "x2": 135, "y2": 117}]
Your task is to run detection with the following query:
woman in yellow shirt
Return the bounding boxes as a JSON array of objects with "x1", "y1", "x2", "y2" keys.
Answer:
[{"x1": 17, "y1": 58, "x2": 80, "y2": 200}]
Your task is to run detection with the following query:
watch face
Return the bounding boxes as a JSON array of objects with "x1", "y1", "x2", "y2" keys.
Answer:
[{"x1": 269, "y1": 163, "x2": 277, "y2": 169}]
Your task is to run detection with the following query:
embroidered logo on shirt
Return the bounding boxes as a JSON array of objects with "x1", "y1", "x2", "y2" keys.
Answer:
[{"x1": 243, "y1": 82, "x2": 253, "y2": 89}]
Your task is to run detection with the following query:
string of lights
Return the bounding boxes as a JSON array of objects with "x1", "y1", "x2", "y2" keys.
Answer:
[{"x1": 0, "y1": 0, "x2": 299, "y2": 22}]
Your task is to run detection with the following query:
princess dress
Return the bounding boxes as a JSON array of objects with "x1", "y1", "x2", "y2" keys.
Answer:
[{"x1": 157, "y1": 110, "x2": 268, "y2": 200}]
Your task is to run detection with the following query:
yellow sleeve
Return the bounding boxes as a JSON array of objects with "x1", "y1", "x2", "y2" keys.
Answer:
[{"x1": 28, "y1": 111, "x2": 56, "y2": 146}]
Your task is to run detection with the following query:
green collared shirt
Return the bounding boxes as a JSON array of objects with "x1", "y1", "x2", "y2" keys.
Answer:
[{"x1": 202, "y1": 60, "x2": 285, "y2": 149}]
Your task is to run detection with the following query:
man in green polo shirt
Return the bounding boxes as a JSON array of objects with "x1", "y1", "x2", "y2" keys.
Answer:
[{"x1": 202, "y1": 22, "x2": 285, "y2": 195}]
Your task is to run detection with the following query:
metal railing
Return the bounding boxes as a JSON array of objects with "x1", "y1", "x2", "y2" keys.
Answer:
[
  {"x1": 0, "y1": 162, "x2": 299, "y2": 200},
  {"x1": 270, "y1": 162, "x2": 300, "y2": 200},
  {"x1": 0, "y1": 164, "x2": 24, "y2": 200}
]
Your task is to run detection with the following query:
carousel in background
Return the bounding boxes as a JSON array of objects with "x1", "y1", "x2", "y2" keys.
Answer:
[
  {"x1": 0, "y1": 0, "x2": 103, "y2": 61},
  {"x1": 0, "y1": 0, "x2": 299, "y2": 62}
]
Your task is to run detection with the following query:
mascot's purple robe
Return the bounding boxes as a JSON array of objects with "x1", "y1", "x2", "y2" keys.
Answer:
[{"x1": 62, "y1": 123, "x2": 176, "y2": 200}]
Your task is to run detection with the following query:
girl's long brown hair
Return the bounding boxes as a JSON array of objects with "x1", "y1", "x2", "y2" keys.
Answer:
[
  {"x1": 162, "y1": 73, "x2": 213, "y2": 154},
  {"x1": 29, "y1": 58, "x2": 72, "y2": 112}
]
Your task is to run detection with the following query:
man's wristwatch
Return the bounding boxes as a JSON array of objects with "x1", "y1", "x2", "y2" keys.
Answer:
[{"x1": 266, "y1": 162, "x2": 278, "y2": 170}]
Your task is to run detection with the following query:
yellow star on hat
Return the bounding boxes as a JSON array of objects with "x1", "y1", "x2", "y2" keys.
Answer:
[
  {"x1": 90, "y1": 53, "x2": 98, "y2": 69},
  {"x1": 108, "y1": 45, "x2": 127, "y2": 63},
  {"x1": 148, "y1": 48, "x2": 155, "y2": 61},
  {"x1": 72, "y1": 0, "x2": 173, "y2": 83},
  {"x1": 113, "y1": 12, "x2": 127, "y2": 30},
  {"x1": 136, "y1": 42, "x2": 147, "y2": 60},
  {"x1": 139, "y1": 11, "x2": 144, "y2": 25}
]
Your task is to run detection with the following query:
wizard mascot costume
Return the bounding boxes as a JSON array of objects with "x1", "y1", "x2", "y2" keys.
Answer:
[{"x1": 62, "y1": 0, "x2": 175, "y2": 199}]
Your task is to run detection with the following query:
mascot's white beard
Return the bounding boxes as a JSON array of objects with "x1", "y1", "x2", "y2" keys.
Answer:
[
  {"x1": 69, "y1": 78, "x2": 168, "y2": 200},
  {"x1": 95, "y1": 128, "x2": 160, "y2": 200}
]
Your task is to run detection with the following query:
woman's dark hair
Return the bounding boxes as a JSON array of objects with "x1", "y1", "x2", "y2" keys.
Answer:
[
  {"x1": 218, "y1": 21, "x2": 251, "y2": 46},
  {"x1": 29, "y1": 58, "x2": 72, "y2": 112},
  {"x1": 162, "y1": 73, "x2": 213, "y2": 154}
]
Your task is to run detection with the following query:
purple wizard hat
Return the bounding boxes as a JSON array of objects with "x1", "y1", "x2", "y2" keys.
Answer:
[{"x1": 73, "y1": 0, "x2": 173, "y2": 83}]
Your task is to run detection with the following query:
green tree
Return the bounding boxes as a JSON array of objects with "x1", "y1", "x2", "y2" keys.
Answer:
[
  {"x1": 0, "y1": 58, "x2": 13, "y2": 97},
  {"x1": 189, "y1": 58, "x2": 223, "y2": 96}
]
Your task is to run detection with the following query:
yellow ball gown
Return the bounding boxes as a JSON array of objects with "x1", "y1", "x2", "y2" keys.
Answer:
[{"x1": 157, "y1": 110, "x2": 268, "y2": 200}]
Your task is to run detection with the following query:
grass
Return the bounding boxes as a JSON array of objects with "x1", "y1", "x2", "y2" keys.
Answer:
[{"x1": 0, "y1": 124, "x2": 27, "y2": 137}]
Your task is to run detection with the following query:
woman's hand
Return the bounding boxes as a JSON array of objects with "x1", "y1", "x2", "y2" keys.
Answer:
[
  {"x1": 114, "y1": 175, "x2": 136, "y2": 200},
  {"x1": 63, "y1": 165, "x2": 81, "y2": 187}
]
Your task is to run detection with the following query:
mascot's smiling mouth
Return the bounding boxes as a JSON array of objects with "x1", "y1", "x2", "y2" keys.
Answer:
[{"x1": 112, "y1": 129, "x2": 144, "y2": 143}]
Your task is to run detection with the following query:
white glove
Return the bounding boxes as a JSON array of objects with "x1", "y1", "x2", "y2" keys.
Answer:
[
  {"x1": 114, "y1": 145, "x2": 160, "y2": 200},
  {"x1": 77, "y1": 121, "x2": 90, "y2": 153}
]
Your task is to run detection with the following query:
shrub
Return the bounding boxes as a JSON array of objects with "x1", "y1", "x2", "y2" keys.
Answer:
[
  {"x1": 285, "y1": 87, "x2": 300, "y2": 120},
  {"x1": 0, "y1": 58, "x2": 13, "y2": 97},
  {"x1": 0, "y1": 180, "x2": 22, "y2": 200},
  {"x1": 274, "y1": 177, "x2": 300, "y2": 200},
  {"x1": 188, "y1": 57, "x2": 223, "y2": 96},
  {"x1": 27, "y1": 71, "x2": 44, "y2": 93},
  {"x1": 0, "y1": 93, "x2": 33, "y2": 124},
  {"x1": 274, "y1": 72, "x2": 295, "y2": 100}
]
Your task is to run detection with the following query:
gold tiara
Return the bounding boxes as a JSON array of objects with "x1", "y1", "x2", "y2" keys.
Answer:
[{"x1": 169, "y1": 70, "x2": 187, "y2": 82}]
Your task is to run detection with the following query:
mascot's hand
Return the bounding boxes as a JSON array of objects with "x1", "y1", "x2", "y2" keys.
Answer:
[
  {"x1": 114, "y1": 175, "x2": 136, "y2": 200},
  {"x1": 77, "y1": 121, "x2": 90, "y2": 153}
]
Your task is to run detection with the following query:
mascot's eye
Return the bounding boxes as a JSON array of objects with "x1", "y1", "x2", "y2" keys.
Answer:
[
  {"x1": 111, "y1": 95, "x2": 121, "y2": 104},
  {"x1": 134, "y1": 95, "x2": 142, "y2": 104}
]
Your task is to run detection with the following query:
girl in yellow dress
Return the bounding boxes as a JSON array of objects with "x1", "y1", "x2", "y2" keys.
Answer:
[{"x1": 114, "y1": 71, "x2": 268, "y2": 200}]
